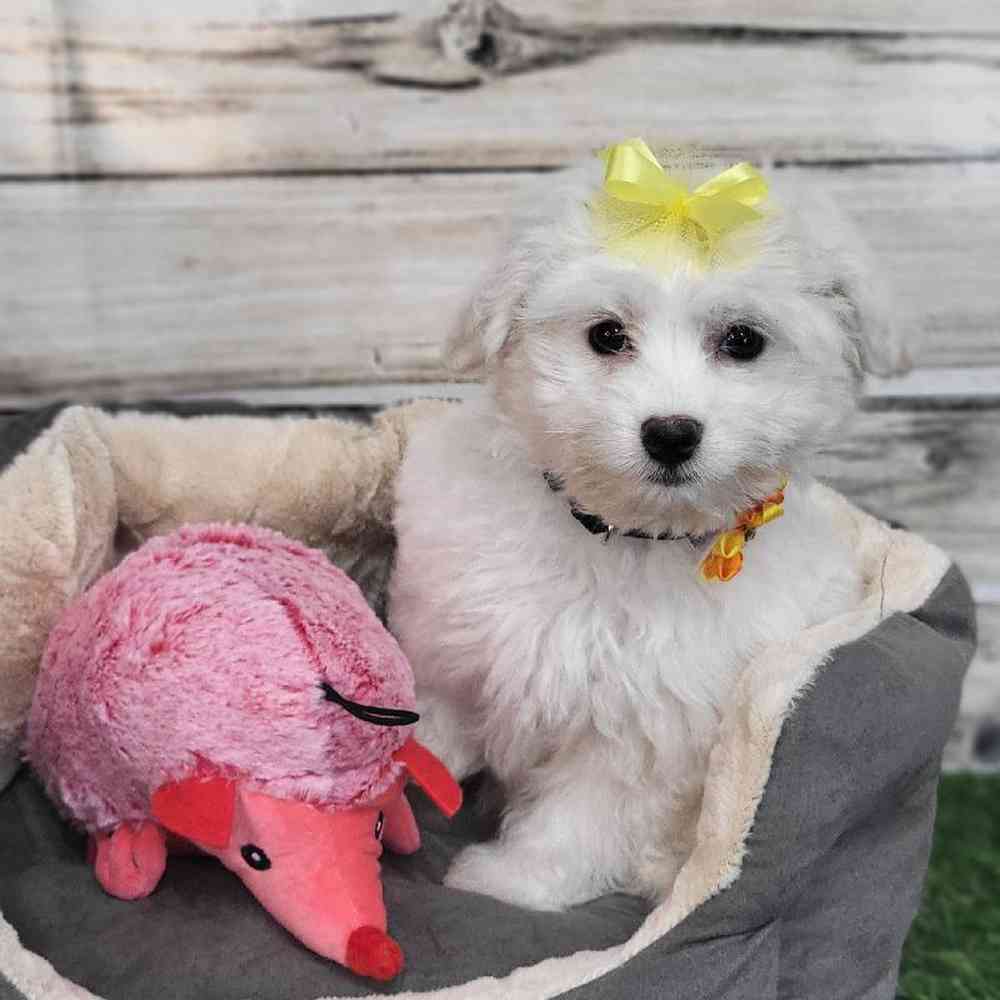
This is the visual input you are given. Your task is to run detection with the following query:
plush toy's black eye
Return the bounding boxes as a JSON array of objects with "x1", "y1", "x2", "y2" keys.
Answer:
[
  {"x1": 374, "y1": 811, "x2": 384, "y2": 840},
  {"x1": 588, "y1": 320, "x2": 631, "y2": 355},
  {"x1": 719, "y1": 324, "x2": 766, "y2": 361},
  {"x1": 320, "y1": 681, "x2": 420, "y2": 727},
  {"x1": 241, "y1": 844, "x2": 271, "y2": 871}
]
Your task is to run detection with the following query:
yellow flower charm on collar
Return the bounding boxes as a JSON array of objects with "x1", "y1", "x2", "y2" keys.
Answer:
[
  {"x1": 700, "y1": 480, "x2": 788, "y2": 583},
  {"x1": 590, "y1": 138, "x2": 769, "y2": 267}
]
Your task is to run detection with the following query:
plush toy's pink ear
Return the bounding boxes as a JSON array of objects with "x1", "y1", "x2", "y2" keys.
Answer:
[
  {"x1": 151, "y1": 775, "x2": 236, "y2": 849},
  {"x1": 393, "y1": 739, "x2": 462, "y2": 818}
]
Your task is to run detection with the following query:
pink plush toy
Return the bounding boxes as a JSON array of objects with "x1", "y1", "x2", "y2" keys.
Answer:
[{"x1": 25, "y1": 523, "x2": 461, "y2": 982}]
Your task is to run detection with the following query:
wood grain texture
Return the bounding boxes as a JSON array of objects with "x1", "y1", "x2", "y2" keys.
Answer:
[
  {"x1": 25, "y1": 1, "x2": 1000, "y2": 32},
  {"x1": 23, "y1": 1, "x2": 1000, "y2": 33},
  {"x1": 813, "y1": 401, "x2": 1000, "y2": 602},
  {"x1": 52, "y1": 1, "x2": 402, "y2": 17},
  {"x1": 4, "y1": 1, "x2": 1000, "y2": 177},
  {"x1": 503, "y1": 1, "x2": 1000, "y2": 35},
  {"x1": 1, "y1": 161, "x2": 996, "y2": 408}
]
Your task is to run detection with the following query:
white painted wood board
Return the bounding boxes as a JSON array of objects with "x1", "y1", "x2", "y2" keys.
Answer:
[
  {"x1": 811, "y1": 403, "x2": 1000, "y2": 603},
  {"x1": 21, "y1": 1, "x2": 1000, "y2": 32},
  {"x1": 4, "y1": 5, "x2": 1000, "y2": 176},
  {"x1": 505, "y1": 1, "x2": 1000, "y2": 34},
  {"x1": 1, "y1": 163, "x2": 996, "y2": 409},
  {"x1": 16, "y1": 1, "x2": 1000, "y2": 32}
]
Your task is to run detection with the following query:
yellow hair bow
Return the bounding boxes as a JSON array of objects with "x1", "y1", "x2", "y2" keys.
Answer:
[
  {"x1": 592, "y1": 138, "x2": 769, "y2": 265},
  {"x1": 700, "y1": 479, "x2": 788, "y2": 583}
]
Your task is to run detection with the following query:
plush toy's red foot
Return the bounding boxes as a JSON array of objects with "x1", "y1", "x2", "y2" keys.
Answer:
[
  {"x1": 92, "y1": 822, "x2": 167, "y2": 900},
  {"x1": 345, "y1": 925, "x2": 404, "y2": 981}
]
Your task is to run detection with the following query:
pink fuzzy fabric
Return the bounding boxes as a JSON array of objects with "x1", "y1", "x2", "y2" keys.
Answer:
[{"x1": 25, "y1": 523, "x2": 416, "y2": 833}]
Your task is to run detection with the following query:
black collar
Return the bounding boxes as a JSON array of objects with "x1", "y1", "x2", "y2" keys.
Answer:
[{"x1": 544, "y1": 472, "x2": 710, "y2": 546}]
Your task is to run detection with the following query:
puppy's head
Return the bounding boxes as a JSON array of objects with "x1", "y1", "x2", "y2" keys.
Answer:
[{"x1": 448, "y1": 154, "x2": 907, "y2": 537}]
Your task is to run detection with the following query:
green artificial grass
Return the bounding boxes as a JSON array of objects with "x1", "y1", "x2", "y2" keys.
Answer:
[{"x1": 898, "y1": 774, "x2": 1000, "y2": 1000}]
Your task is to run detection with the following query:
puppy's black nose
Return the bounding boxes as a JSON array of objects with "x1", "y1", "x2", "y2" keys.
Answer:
[{"x1": 641, "y1": 416, "x2": 703, "y2": 468}]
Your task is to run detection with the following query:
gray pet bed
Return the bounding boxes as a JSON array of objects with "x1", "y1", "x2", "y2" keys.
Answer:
[{"x1": 0, "y1": 403, "x2": 977, "y2": 1000}]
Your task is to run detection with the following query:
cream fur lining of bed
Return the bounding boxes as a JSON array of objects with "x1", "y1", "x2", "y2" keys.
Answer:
[{"x1": 0, "y1": 406, "x2": 951, "y2": 1000}]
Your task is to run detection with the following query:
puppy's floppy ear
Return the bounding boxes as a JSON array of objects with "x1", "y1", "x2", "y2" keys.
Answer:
[
  {"x1": 818, "y1": 269, "x2": 911, "y2": 377},
  {"x1": 445, "y1": 269, "x2": 515, "y2": 375},
  {"x1": 797, "y1": 188, "x2": 911, "y2": 377},
  {"x1": 444, "y1": 160, "x2": 609, "y2": 376},
  {"x1": 444, "y1": 241, "x2": 533, "y2": 375},
  {"x1": 444, "y1": 165, "x2": 590, "y2": 376}
]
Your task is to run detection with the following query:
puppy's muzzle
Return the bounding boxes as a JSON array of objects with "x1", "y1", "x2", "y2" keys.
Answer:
[{"x1": 641, "y1": 416, "x2": 703, "y2": 469}]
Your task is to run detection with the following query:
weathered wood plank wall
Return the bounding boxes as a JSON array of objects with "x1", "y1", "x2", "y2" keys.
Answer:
[
  {"x1": 8, "y1": 21, "x2": 1000, "y2": 176},
  {"x1": 2, "y1": 163, "x2": 998, "y2": 406},
  {"x1": 1, "y1": 0, "x2": 998, "y2": 760}
]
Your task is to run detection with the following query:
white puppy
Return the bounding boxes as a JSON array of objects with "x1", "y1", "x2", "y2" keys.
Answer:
[{"x1": 388, "y1": 149, "x2": 907, "y2": 911}]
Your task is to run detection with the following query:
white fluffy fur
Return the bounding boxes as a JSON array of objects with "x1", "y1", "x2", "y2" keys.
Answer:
[{"x1": 388, "y1": 153, "x2": 908, "y2": 911}]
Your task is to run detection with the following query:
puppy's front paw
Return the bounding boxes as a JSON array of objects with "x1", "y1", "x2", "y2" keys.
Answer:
[{"x1": 444, "y1": 843, "x2": 568, "y2": 912}]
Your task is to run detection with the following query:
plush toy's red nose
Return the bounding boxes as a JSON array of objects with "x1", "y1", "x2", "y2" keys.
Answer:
[{"x1": 345, "y1": 925, "x2": 404, "y2": 981}]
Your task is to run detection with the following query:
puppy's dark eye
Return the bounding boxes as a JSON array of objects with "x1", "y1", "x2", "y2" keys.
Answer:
[
  {"x1": 374, "y1": 811, "x2": 384, "y2": 840},
  {"x1": 719, "y1": 325, "x2": 766, "y2": 361},
  {"x1": 241, "y1": 844, "x2": 271, "y2": 871},
  {"x1": 588, "y1": 320, "x2": 631, "y2": 356}
]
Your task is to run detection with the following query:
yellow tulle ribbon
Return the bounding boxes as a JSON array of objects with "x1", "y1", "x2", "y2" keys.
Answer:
[
  {"x1": 700, "y1": 479, "x2": 788, "y2": 583},
  {"x1": 591, "y1": 138, "x2": 769, "y2": 265}
]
